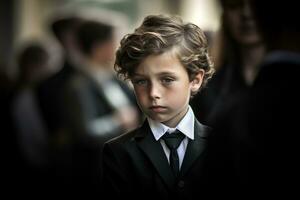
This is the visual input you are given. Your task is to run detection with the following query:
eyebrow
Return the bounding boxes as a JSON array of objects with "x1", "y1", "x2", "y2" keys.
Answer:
[{"x1": 132, "y1": 71, "x2": 177, "y2": 77}]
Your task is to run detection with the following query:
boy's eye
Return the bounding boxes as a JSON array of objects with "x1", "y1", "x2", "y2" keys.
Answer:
[
  {"x1": 132, "y1": 79, "x2": 147, "y2": 85},
  {"x1": 161, "y1": 77, "x2": 174, "y2": 84}
]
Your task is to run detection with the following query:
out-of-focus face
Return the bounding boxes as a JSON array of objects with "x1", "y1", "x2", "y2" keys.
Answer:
[
  {"x1": 131, "y1": 51, "x2": 203, "y2": 128},
  {"x1": 223, "y1": 0, "x2": 261, "y2": 46},
  {"x1": 92, "y1": 39, "x2": 116, "y2": 68}
]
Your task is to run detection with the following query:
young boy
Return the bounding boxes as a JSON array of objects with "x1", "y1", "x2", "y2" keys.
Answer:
[{"x1": 101, "y1": 14, "x2": 214, "y2": 199}]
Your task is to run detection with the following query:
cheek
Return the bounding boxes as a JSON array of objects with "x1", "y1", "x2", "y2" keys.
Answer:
[
  {"x1": 226, "y1": 15, "x2": 240, "y2": 36},
  {"x1": 134, "y1": 88, "x2": 147, "y2": 104},
  {"x1": 226, "y1": 12, "x2": 240, "y2": 25},
  {"x1": 168, "y1": 84, "x2": 191, "y2": 103}
]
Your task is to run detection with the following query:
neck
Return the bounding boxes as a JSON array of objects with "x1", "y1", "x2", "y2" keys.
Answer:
[
  {"x1": 162, "y1": 106, "x2": 189, "y2": 128},
  {"x1": 239, "y1": 43, "x2": 265, "y2": 85}
]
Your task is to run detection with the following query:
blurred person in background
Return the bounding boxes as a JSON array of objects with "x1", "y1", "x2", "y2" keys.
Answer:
[
  {"x1": 236, "y1": 0, "x2": 300, "y2": 194},
  {"x1": 63, "y1": 19, "x2": 141, "y2": 193},
  {"x1": 36, "y1": 13, "x2": 83, "y2": 144},
  {"x1": 10, "y1": 42, "x2": 51, "y2": 190},
  {"x1": 206, "y1": 0, "x2": 300, "y2": 196},
  {"x1": 190, "y1": 0, "x2": 265, "y2": 126},
  {"x1": 35, "y1": 13, "x2": 83, "y2": 187}
]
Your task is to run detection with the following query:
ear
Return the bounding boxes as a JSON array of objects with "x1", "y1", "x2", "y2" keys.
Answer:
[{"x1": 190, "y1": 69, "x2": 205, "y2": 93}]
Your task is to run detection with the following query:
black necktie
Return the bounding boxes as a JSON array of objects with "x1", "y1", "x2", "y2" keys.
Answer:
[{"x1": 162, "y1": 130, "x2": 185, "y2": 177}]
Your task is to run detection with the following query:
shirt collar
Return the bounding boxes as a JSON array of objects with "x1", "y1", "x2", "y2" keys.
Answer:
[{"x1": 148, "y1": 106, "x2": 195, "y2": 141}]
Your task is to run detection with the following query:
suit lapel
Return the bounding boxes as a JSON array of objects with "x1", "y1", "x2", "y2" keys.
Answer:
[
  {"x1": 179, "y1": 120, "x2": 210, "y2": 176},
  {"x1": 136, "y1": 121, "x2": 176, "y2": 189}
]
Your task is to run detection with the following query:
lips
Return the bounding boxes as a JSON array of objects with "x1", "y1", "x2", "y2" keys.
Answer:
[
  {"x1": 149, "y1": 105, "x2": 167, "y2": 113},
  {"x1": 239, "y1": 23, "x2": 256, "y2": 33}
]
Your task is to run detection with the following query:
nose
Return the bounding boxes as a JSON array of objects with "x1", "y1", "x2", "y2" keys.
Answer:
[
  {"x1": 241, "y1": 0, "x2": 253, "y2": 19},
  {"x1": 149, "y1": 82, "x2": 161, "y2": 100}
]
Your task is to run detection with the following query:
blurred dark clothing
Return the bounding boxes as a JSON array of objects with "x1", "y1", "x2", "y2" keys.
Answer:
[
  {"x1": 11, "y1": 87, "x2": 49, "y2": 169},
  {"x1": 190, "y1": 62, "x2": 250, "y2": 126},
  {"x1": 36, "y1": 60, "x2": 77, "y2": 135},
  {"x1": 35, "y1": 59, "x2": 79, "y2": 189},
  {"x1": 0, "y1": 74, "x2": 23, "y2": 191},
  {"x1": 207, "y1": 51, "x2": 300, "y2": 195}
]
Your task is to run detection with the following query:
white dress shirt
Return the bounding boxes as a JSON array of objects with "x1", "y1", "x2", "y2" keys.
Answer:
[{"x1": 148, "y1": 106, "x2": 195, "y2": 169}]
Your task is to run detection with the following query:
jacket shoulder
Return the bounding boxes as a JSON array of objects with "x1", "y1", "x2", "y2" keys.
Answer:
[
  {"x1": 195, "y1": 119, "x2": 212, "y2": 138},
  {"x1": 105, "y1": 126, "x2": 141, "y2": 146}
]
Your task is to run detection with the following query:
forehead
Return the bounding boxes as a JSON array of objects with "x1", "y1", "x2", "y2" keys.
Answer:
[{"x1": 134, "y1": 51, "x2": 187, "y2": 76}]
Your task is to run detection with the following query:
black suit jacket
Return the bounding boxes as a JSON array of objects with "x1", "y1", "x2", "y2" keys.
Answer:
[{"x1": 101, "y1": 119, "x2": 211, "y2": 199}]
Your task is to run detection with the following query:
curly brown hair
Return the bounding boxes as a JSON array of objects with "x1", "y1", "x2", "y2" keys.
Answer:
[{"x1": 114, "y1": 14, "x2": 214, "y2": 91}]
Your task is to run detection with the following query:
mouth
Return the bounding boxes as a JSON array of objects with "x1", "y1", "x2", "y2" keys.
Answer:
[
  {"x1": 240, "y1": 23, "x2": 256, "y2": 33},
  {"x1": 149, "y1": 105, "x2": 167, "y2": 113}
]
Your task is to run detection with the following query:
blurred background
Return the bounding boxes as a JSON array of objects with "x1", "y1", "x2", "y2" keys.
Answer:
[{"x1": 1, "y1": 0, "x2": 221, "y2": 78}]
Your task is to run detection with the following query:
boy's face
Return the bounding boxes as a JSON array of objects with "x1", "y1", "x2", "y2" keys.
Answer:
[{"x1": 131, "y1": 51, "x2": 203, "y2": 127}]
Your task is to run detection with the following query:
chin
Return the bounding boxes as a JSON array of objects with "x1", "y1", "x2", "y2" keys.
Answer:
[{"x1": 148, "y1": 114, "x2": 168, "y2": 122}]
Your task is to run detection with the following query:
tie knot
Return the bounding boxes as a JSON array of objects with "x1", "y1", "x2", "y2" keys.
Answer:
[{"x1": 162, "y1": 130, "x2": 185, "y2": 150}]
